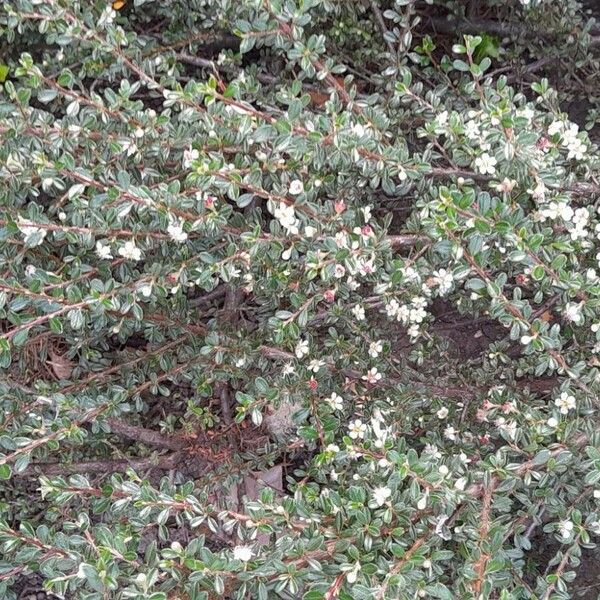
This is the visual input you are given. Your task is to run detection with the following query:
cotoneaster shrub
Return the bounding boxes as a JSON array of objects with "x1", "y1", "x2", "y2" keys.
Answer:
[{"x1": 3, "y1": 0, "x2": 600, "y2": 598}]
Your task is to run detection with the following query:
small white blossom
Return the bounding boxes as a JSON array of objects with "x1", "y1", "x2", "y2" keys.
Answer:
[
  {"x1": 362, "y1": 367, "x2": 382, "y2": 384},
  {"x1": 433, "y1": 269, "x2": 454, "y2": 295},
  {"x1": 464, "y1": 119, "x2": 480, "y2": 139},
  {"x1": 18, "y1": 218, "x2": 47, "y2": 246},
  {"x1": 437, "y1": 407, "x2": 449, "y2": 419},
  {"x1": 348, "y1": 419, "x2": 367, "y2": 439},
  {"x1": 295, "y1": 339, "x2": 309, "y2": 359},
  {"x1": 372, "y1": 486, "x2": 392, "y2": 507},
  {"x1": 548, "y1": 120, "x2": 564, "y2": 136},
  {"x1": 118, "y1": 240, "x2": 142, "y2": 261},
  {"x1": 167, "y1": 219, "x2": 188, "y2": 243},
  {"x1": 273, "y1": 202, "x2": 299, "y2": 235},
  {"x1": 288, "y1": 179, "x2": 304, "y2": 195},
  {"x1": 444, "y1": 426, "x2": 457, "y2": 441},
  {"x1": 327, "y1": 392, "x2": 344, "y2": 411},
  {"x1": 558, "y1": 520, "x2": 574, "y2": 540},
  {"x1": 361, "y1": 206, "x2": 372, "y2": 223},
  {"x1": 474, "y1": 152, "x2": 497, "y2": 175},
  {"x1": 554, "y1": 391, "x2": 576, "y2": 414},
  {"x1": 308, "y1": 359, "x2": 325, "y2": 373},
  {"x1": 183, "y1": 147, "x2": 199, "y2": 168},
  {"x1": 282, "y1": 363, "x2": 295, "y2": 376},
  {"x1": 233, "y1": 545, "x2": 254, "y2": 562},
  {"x1": 334, "y1": 264, "x2": 346, "y2": 278},
  {"x1": 352, "y1": 304, "x2": 365, "y2": 321},
  {"x1": 368, "y1": 340, "x2": 383, "y2": 358},
  {"x1": 564, "y1": 302, "x2": 584, "y2": 325},
  {"x1": 386, "y1": 299, "x2": 400, "y2": 318}
]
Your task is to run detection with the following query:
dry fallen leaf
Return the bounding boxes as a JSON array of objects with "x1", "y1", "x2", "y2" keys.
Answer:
[{"x1": 47, "y1": 348, "x2": 74, "y2": 380}]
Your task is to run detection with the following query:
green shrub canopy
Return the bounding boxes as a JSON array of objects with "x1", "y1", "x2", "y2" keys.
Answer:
[{"x1": 3, "y1": 0, "x2": 600, "y2": 598}]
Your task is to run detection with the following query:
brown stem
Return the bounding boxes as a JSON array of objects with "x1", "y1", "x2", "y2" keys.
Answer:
[
  {"x1": 22, "y1": 453, "x2": 183, "y2": 477},
  {"x1": 106, "y1": 418, "x2": 188, "y2": 451}
]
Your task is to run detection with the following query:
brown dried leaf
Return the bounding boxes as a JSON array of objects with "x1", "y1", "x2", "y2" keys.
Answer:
[{"x1": 48, "y1": 349, "x2": 74, "y2": 380}]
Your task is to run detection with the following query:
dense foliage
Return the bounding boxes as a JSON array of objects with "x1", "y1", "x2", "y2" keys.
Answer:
[{"x1": 4, "y1": 0, "x2": 600, "y2": 598}]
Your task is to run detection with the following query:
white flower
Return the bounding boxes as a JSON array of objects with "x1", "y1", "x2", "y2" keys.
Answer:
[
  {"x1": 474, "y1": 152, "x2": 497, "y2": 175},
  {"x1": 138, "y1": 284, "x2": 152, "y2": 298},
  {"x1": 183, "y1": 147, "x2": 199, "y2": 168},
  {"x1": 520, "y1": 334, "x2": 535, "y2": 345},
  {"x1": 118, "y1": 240, "x2": 142, "y2": 261},
  {"x1": 372, "y1": 486, "x2": 392, "y2": 507},
  {"x1": 304, "y1": 226, "x2": 317, "y2": 238},
  {"x1": 282, "y1": 363, "x2": 295, "y2": 376},
  {"x1": 233, "y1": 545, "x2": 254, "y2": 562},
  {"x1": 554, "y1": 391, "x2": 576, "y2": 414},
  {"x1": 439, "y1": 465, "x2": 449, "y2": 476},
  {"x1": 529, "y1": 180, "x2": 546, "y2": 201},
  {"x1": 368, "y1": 340, "x2": 383, "y2": 358},
  {"x1": 594, "y1": 490, "x2": 600, "y2": 499},
  {"x1": 547, "y1": 416, "x2": 559, "y2": 428},
  {"x1": 348, "y1": 419, "x2": 367, "y2": 439},
  {"x1": 288, "y1": 179, "x2": 304, "y2": 195},
  {"x1": 327, "y1": 392, "x2": 343, "y2": 411},
  {"x1": 25, "y1": 265, "x2": 36, "y2": 277},
  {"x1": 362, "y1": 367, "x2": 382, "y2": 384},
  {"x1": 548, "y1": 120, "x2": 564, "y2": 136},
  {"x1": 308, "y1": 359, "x2": 325, "y2": 373},
  {"x1": 361, "y1": 206, "x2": 372, "y2": 223},
  {"x1": 567, "y1": 138, "x2": 587, "y2": 160},
  {"x1": 437, "y1": 407, "x2": 449, "y2": 419},
  {"x1": 167, "y1": 220, "x2": 188, "y2": 243},
  {"x1": 334, "y1": 231, "x2": 348, "y2": 248},
  {"x1": 347, "y1": 276, "x2": 360, "y2": 290},
  {"x1": 454, "y1": 477, "x2": 467, "y2": 491},
  {"x1": 352, "y1": 123, "x2": 366, "y2": 136},
  {"x1": 433, "y1": 269, "x2": 454, "y2": 295},
  {"x1": 325, "y1": 444, "x2": 340, "y2": 454},
  {"x1": 386, "y1": 299, "x2": 400, "y2": 318},
  {"x1": 496, "y1": 178, "x2": 517, "y2": 194},
  {"x1": 352, "y1": 304, "x2": 365, "y2": 321},
  {"x1": 436, "y1": 110, "x2": 449, "y2": 126},
  {"x1": 273, "y1": 202, "x2": 299, "y2": 234},
  {"x1": 97, "y1": 6, "x2": 116, "y2": 27},
  {"x1": 444, "y1": 426, "x2": 457, "y2": 441},
  {"x1": 334, "y1": 264, "x2": 346, "y2": 279},
  {"x1": 18, "y1": 218, "x2": 47, "y2": 246},
  {"x1": 496, "y1": 418, "x2": 517, "y2": 439},
  {"x1": 558, "y1": 520, "x2": 574, "y2": 540},
  {"x1": 464, "y1": 120, "x2": 480, "y2": 139},
  {"x1": 564, "y1": 302, "x2": 583, "y2": 325},
  {"x1": 407, "y1": 324, "x2": 420, "y2": 340},
  {"x1": 518, "y1": 106, "x2": 535, "y2": 122},
  {"x1": 295, "y1": 339, "x2": 309, "y2": 359}
]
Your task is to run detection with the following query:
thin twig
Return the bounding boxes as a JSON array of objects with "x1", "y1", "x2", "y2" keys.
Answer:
[{"x1": 368, "y1": 0, "x2": 397, "y2": 57}]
